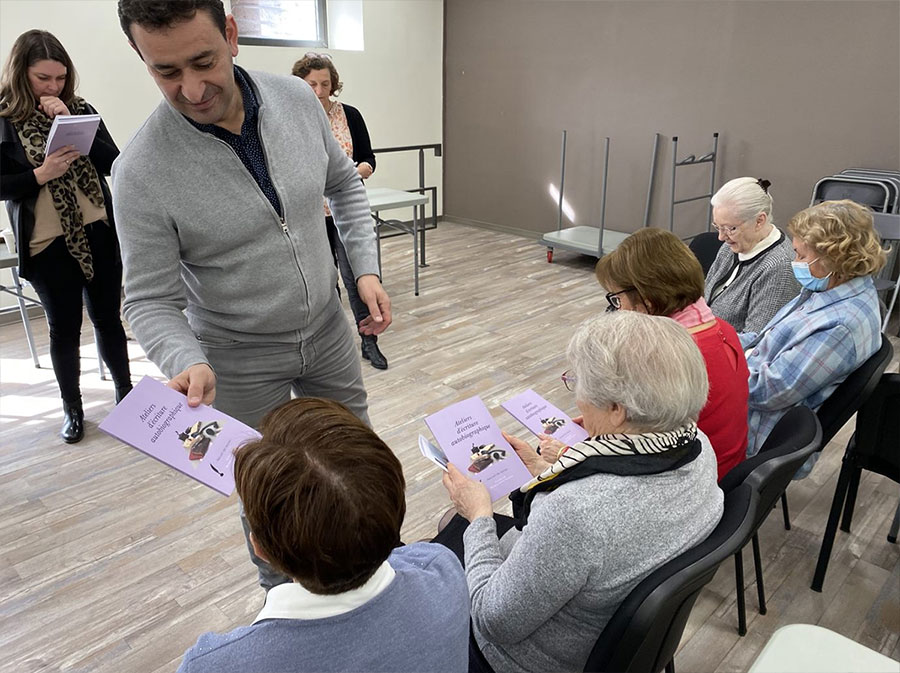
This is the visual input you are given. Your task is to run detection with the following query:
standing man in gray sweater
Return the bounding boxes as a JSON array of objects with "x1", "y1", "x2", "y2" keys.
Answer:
[{"x1": 113, "y1": 0, "x2": 390, "y2": 589}]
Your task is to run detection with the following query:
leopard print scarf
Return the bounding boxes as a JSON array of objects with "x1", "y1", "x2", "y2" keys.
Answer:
[{"x1": 15, "y1": 96, "x2": 105, "y2": 281}]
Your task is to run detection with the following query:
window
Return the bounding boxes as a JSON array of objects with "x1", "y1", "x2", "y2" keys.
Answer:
[{"x1": 233, "y1": 0, "x2": 328, "y2": 48}]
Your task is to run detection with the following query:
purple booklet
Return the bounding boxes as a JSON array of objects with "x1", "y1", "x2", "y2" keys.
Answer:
[
  {"x1": 424, "y1": 396, "x2": 532, "y2": 501},
  {"x1": 99, "y1": 376, "x2": 261, "y2": 496},
  {"x1": 501, "y1": 389, "x2": 589, "y2": 446}
]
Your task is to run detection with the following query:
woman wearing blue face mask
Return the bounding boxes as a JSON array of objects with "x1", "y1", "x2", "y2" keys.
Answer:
[{"x1": 740, "y1": 199, "x2": 887, "y2": 462}]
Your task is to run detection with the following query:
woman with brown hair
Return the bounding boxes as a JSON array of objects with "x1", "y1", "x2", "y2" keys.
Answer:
[
  {"x1": 0, "y1": 30, "x2": 132, "y2": 443},
  {"x1": 590, "y1": 228, "x2": 750, "y2": 480},
  {"x1": 291, "y1": 53, "x2": 388, "y2": 370},
  {"x1": 178, "y1": 397, "x2": 469, "y2": 673}
]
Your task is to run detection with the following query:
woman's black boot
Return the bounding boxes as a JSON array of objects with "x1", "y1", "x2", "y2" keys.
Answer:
[
  {"x1": 115, "y1": 383, "x2": 133, "y2": 405},
  {"x1": 361, "y1": 335, "x2": 388, "y2": 370},
  {"x1": 61, "y1": 401, "x2": 85, "y2": 444}
]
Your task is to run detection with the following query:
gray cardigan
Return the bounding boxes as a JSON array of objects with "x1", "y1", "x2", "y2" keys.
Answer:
[
  {"x1": 704, "y1": 231, "x2": 800, "y2": 334},
  {"x1": 112, "y1": 70, "x2": 378, "y2": 378},
  {"x1": 463, "y1": 435, "x2": 723, "y2": 673}
]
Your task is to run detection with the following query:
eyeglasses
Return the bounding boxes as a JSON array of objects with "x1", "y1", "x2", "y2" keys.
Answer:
[
  {"x1": 561, "y1": 370, "x2": 576, "y2": 392},
  {"x1": 605, "y1": 288, "x2": 635, "y2": 312},
  {"x1": 711, "y1": 221, "x2": 743, "y2": 234},
  {"x1": 304, "y1": 51, "x2": 332, "y2": 61}
]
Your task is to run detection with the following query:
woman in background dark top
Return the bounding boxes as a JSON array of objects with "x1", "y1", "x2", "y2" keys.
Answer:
[
  {"x1": 0, "y1": 30, "x2": 132, "y2": 443},
  {"x1": 292, "y1": 53, "x2": 388, "y2": 370}
]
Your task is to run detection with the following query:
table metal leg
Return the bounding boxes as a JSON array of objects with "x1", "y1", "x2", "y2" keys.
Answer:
[
  {"x1": 11, "y1": 267, "x2": 40, "y2": 368},
  {"x1": 374, "y1": 213, "x2": 383, "y2": 278},
  {"x1": 412, "y1": 207, "x2": 420, "y2": 296}
]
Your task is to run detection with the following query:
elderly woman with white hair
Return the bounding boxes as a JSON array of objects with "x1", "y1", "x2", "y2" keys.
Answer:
[
  {"x1": 438, "y1": 311, "x2": 723, "y2": 673},
  {"x1": 705, "y1": 177, "x2": 800, "y2": 332}
]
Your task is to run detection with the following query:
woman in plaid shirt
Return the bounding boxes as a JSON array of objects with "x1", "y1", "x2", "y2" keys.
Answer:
[{"x1": 740, "y1": 200, "x2": 887, "y2": 466}]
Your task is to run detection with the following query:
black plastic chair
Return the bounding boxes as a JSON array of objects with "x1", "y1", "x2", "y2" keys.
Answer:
[
  {"x1": 778, "y1": 335, "x2": 894, "y2": 531},
  {"x1": 718, "y1": 407, "x2": 822, "y2": 636},
  {"x1": 816, "y1": 336, "x2": 894, "y2": 450},
  {"x1": 687, "y1": 232, "x2": 722, "y2": 276},
  {"x1": 812, "y1": 373, "x2": 900, "y2": 592},
  {"x1": 584, "y1": 484, "x2": 758, "y2": 673}
]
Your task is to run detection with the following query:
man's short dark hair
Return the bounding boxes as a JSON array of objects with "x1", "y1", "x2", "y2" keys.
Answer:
[
  {"x1": 235, "y1": 398, "x2": 407, "y2": 595},
  {"x1": 117, "y1": 0, "x2": 227, "y2": 45}
]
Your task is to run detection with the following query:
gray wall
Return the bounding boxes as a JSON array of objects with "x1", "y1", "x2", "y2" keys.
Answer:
[{"x1": 443, "y1": 0, "x2": 900, "y2": 239}]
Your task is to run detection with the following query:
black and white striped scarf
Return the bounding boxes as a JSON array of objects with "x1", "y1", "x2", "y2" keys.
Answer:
[
  {"x1": 510, "y1": 423, "x2": 702, "y2": 527},
  {"x1": 522, "y1": 422, "x2": 700, "y2": 492}
]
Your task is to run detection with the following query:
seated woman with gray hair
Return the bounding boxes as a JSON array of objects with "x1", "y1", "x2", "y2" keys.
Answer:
[
  {"x1": 705, "y1": 177, "x2": 800, "y2": 332},
  {"x1": 438, "y1": 311, "x2": 723, "y2": 673}
]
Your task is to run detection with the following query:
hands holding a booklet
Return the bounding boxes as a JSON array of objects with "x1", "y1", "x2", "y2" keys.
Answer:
[
  {"x1": 420, "y1": 389, "x2": 590, "y2": 513},
  {"x1": 33, "y1": 91, "x2": 82, "y2": 186},
  {"x1": 439, "y1": 429, "x2": 558, "y2": 521},
  {"x1": 32, "y1": 143, "x2": 81, "y2": 185}
]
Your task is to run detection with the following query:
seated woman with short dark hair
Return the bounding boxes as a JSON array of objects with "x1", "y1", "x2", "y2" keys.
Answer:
[{"x1": 177, "y1": 398, "x2": 469, "y2": 673}]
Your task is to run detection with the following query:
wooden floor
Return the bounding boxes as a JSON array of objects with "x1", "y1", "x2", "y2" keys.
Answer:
[{"x1": 1, "y1": 222, "x2": 898, "y2": 673}]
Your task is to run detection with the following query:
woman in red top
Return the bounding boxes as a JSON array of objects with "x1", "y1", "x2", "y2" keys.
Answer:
[{"x1": 586, "y1": 228, "x2": 749, "y2": 480}]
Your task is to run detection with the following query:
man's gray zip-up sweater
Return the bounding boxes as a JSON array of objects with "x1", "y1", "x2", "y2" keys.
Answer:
[{"x1": 111, "y1": 69, "x2": 378, "y2": 379}]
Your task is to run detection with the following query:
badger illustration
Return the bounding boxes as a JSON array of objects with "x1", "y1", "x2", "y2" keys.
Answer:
[
  {"x1": 540, "y1": 417, "x2": 566, "y2": 435},
  {"x1": 468, "y1": 443, "x2": 507, "y2": 473},
  {"x1": 177, "y1": 420, "x2": 224, "y2": 462}
]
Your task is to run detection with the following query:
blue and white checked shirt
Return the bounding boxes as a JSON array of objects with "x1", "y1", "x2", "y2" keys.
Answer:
[{"x1": 740, "y1": 275, "x2": 881, "y2": 457}]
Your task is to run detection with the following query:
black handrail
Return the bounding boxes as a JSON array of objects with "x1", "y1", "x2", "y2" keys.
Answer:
[{"x1": 373, "y1": 143, "x2": 442, "y2": 157}]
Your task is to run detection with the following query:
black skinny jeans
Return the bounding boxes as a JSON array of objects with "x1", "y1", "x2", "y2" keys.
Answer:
[
  {"x1": 325, "y1": 215, "x2": 370, "y2": 330},
  {"x1": 26, "y1": 222, "x2": 131, "y2": 405}
]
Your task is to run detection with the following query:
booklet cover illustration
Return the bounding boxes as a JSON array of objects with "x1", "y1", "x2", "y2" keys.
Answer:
[
  {"x1": 501, "y1": 389, "x2": 589, "y2": 446},
  {"x1": 424, "y1": 396, "x2": 532, "y2": 501},
  {"x1": 100, "y1": 376, "x2": 261, "y2": 496}
]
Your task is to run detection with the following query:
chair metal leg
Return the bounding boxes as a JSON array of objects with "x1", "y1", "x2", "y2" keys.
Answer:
[
  {"x1": 881, "y1": 268, "x2": 900, "y2": 333},
  {"x1": 781, "y1": 491, "x2": 791, "y2": 530},
  {"x1": 751, "y1": 533, "x2": 767, "y2": 615},
  {"x1": 665, "y1": 659, "x2": 675, "y2": 673},
  {"x1": 812, "y1": 463, "x2": 852, "y2": 592},
  {"x1": 888, "y1": 500, "x2": 900, "y2": 544},
  {"x1": 95, "y1": 330, "x2": 108, "y2": 381},
  {"x1": 11, "y1": 267, "x2": 41, "y2": 368},
  {"x1": 840, "y1": 468, "x2": 861, "y2": 533},
  {"x1": 734, "y1": 549, "x2": 747, "y2": 636},
  {"x1": 374, "y1": 216, "x2": 383, "y2": 277}
]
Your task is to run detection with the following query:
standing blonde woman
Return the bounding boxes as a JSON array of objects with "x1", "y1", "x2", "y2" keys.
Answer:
[
  {"x1": 705, "y1": 177, "x2": 800, "y2": 332},
  {"x1": 0, "y1": 30, "x2": 131, "y2": 443}
]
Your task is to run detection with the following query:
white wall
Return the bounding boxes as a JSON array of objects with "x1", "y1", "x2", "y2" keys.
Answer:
[{"x1": 0, "y1": 0, "x2": 443, "y2": 308}]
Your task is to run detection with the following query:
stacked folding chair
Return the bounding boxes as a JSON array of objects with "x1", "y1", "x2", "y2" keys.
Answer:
[{"x1": 811, "y1": 168, "x2": 900, "y2": 332}]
